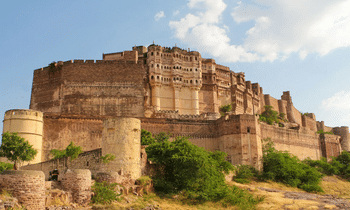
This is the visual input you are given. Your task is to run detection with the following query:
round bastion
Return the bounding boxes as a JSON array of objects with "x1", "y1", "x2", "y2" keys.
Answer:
[
  {"x1": 102, "y1": 118, "x2": 141, "y2": 180},
  {"x1": 61, "y1": 169, "x2": 92, "y2": 206},
  {"x1": 0, "y1": 170, "x2": 45, "y2": 210},
  {"x1": 3, "y1": 109, "x2": 43, "y2": 164}
]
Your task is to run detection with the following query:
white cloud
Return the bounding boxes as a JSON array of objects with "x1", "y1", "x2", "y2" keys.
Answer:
[
  {"x1": 322, "y1": 91, "x2": 350, "y2": 110},
  {"x1": 169, "y1": 0, "x2": 350, "y2": 62},
  {"x1": 173, "y1": 10, "x2": 179, "y2": 16},
  {"x1": 321, "y1": 91, "x2": 350, "y2": 126},
  {"x1": 169, "y1": 0, "x2": 259, "y2": 62},
  {"x1": 155, "y1": 11, "x2": 165, "y2": 21}
]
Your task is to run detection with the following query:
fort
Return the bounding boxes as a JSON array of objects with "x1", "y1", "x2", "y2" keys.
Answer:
[{"x1": 2, "y1": 44, "x2": 350, "y2": 178}]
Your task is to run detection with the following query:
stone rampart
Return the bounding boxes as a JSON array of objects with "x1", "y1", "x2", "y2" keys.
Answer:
[
  {"x1": 0, "y1": 170, "x2": 45, "y2": 210},
  {"x1": 333, "y1": 126, "x2": 350, "y2": 152},
  {"x1": 30, "y1": 60, "x2": 146, "y2": 117},
  {"x1": 320, "y1": 134, "x2": 342, "y2": 160},
  {"x1": 261, "y1": 123, "x2": 323, "y2": 160},
  {"x1": 302, "y1": 115, "x2": 317, "y2": 132},
  {"x1": 41, "y1": 114, "x2": 103, "y2": 161}
]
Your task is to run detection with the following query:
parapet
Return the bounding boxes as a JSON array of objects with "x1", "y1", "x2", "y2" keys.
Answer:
[{"x1": 4, "y1": 109, "x2": 43, "y2": 120}]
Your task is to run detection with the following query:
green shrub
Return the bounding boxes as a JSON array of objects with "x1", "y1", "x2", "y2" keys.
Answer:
[
  {"x1": 145, "y1": 134, "x2": 263, "y2": 208},
  {"x1": 91, "y1": 182, "x2": 121, "y2": 204},
  {"x1": 235, "y1": 165, "x2": 258, "y2": 179},
  {"x1": 303, "y1": 157, "x2": 339, "y2": 175},
  {"x1": 299, "y1": 183, "x2": 324, "y2": 193},
  {"x1": 146, "y1": 136, "x2": 233, "y2": 198},
  {"x1": 0, "y1": 162, "x2": 13, "y2": 172},
  {"x1": 303, "y1": 151, "x2": 350, "y2": 180},
  {"x1": 316, "y1": 129, "x2": 334, "y2": 135},
  {"x1": 259, "y1": 106, "x2": 280, "y2": 125},
  {"x1": 50, "y1": 142, "x2": 82, "y2": 161},
  {"x1": 261, "y1": 138, "x2": 323, "y2": 192},
  {"x1": 141, "y1": 129, "x2": 155, "y2": 145},
  {"x1": 220, "y1": 104, "x2": 232, "y2": 114}
]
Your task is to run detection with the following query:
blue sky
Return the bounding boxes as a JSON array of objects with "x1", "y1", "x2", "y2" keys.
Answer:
[{"x1": 1, "y1": 0, "x2": 350, "y2": 132}]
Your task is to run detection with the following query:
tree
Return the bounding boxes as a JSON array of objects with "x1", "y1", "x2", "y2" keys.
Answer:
[
  {"x1": 146, "y1": 135, "x2": 234, "y2": 201},
  {"x1": 0, "y1": 132, "x2": 37, "y2": 170},
  {"x1": 50, "y1": 142, "x2": 82, "y2": 161}
]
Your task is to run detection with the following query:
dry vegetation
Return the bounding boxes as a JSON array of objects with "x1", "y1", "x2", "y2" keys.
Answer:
[{"x1": 91, "y1": 176, "x2": 350, "y2": 210}]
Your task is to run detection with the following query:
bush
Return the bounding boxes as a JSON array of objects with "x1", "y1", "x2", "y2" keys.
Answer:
[
  {"x1": 235, "y1": 165, "x2": 258, "y2": 180},
  {"x1": 145, "y1": 134, "x2": 264, "y2": 208},
  {"x1": 259, "y1": 106, "x2": 280, "y2": 125},
  {"x1": 316, "y1": 129, "x2": 334, "y2": 135},
  {"x1": 299, "y1": 183, "x2": 324, "y2": 193},
  {"x1": 261, "y1": 138, "x2": 323, "y2": 192},
  {"x1": 303, "y1": 151, "x2": 350, "y2": 180},
  {"x1": 220, "y1": 104, "x2": 232, "y2": 114},
  {"x1": 141, "y1": 129, "x2": 155, "y2": 145},
  {"x1": 0, "y1": 162, "x2": 13, "y2": 172},
  {"x1": 146, "y1": 136, "x2": 233, "y2": 199},
  {"x1": 91, "y1": 182, "x2": 121, "y2": 204},
  {"x1": 303, "y1": 157, "x2": 339, "y2": 176}
]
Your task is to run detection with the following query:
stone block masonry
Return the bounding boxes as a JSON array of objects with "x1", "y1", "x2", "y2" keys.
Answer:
[
  {"x1": 3, "y1": 44, "x2": 350, "y2": 172},
  {"x1": 102, "y1": 118, "x2": 141, "y2": 180},
  {"x1": 0, "y1": 170, "x2": 45, "y2": 210},
  {"x1": 61, "y1": 169, "x2": 91, "y2": 206}
]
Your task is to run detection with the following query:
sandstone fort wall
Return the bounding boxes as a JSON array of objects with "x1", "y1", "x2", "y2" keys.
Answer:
[
  {"x1": 41, "y1": 114, "x2": 103, "y2": 161},
  {"x1": 30, "y1": 60, "x2": 146, "y2": 117},
  {"x1": 3, "y1": 44, "x2": 350, "y2": 172}
]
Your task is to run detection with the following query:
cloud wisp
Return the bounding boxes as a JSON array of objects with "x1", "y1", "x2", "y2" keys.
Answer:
[
  {"x1": 321, "y1": 91, "x2": 350, "y2": 126},
  {"x1": 169, "y1": 0, "x2": 350, "y2": 62},
  {"x1": 155, "y1": 11, "x2": 165, "y2": 21}
]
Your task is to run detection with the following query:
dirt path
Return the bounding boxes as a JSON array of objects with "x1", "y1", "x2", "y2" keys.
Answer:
[{"x1": 256, "y1": 187, "x2": 350, "y2": 210}]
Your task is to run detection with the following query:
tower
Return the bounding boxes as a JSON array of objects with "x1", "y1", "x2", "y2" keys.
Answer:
[{"x1": 2, "y1": 109, "x2": 43, "y2": 164}]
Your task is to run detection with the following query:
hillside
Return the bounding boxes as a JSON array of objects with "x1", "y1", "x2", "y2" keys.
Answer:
[{"x1": 90, "y1": 176, "x2": 350, "y2": 210}]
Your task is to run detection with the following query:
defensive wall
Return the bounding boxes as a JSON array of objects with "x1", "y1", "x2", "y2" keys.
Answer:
[
  {"x1": 2, "y1": 44, "x2": 350, "y2": 172},
  {"x1": 30, "y1": 59, "x2": 146, "y2": 117}
]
